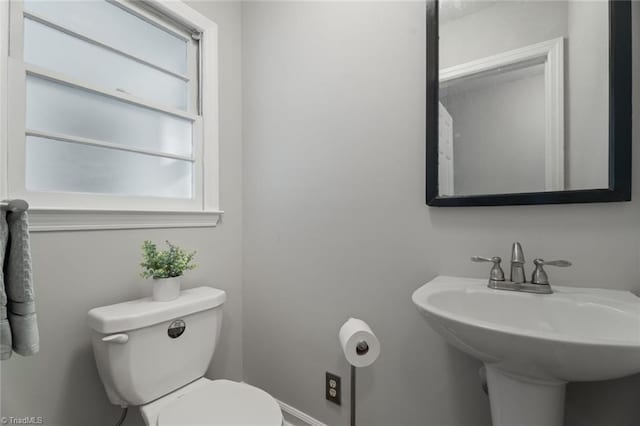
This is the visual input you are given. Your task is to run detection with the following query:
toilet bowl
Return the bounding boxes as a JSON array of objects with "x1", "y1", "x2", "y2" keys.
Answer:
[
  {"x1": 141, "y1": 378, "x2": 282, "y2": 426},
  {"x1": 88, "y1": 287, "x2": 282, "y2": 425}
]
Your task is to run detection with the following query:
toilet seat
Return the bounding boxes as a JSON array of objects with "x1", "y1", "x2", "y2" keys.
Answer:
[{"x1": 140, "y1": 378, "x2": 283, "y2": 426}]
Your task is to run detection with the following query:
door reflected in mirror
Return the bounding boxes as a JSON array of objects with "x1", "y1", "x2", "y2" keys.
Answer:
[{"x1": 437, "y1": 0, "x2": 609, "y2": 197}]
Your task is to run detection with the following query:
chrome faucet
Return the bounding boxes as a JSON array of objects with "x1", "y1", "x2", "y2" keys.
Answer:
[
  {"x1": 471, "y1": 242, "x2": 571, "y2": 294},
  {"x1": 510, "y1": 242, "x2": 526, "y2": 283}
]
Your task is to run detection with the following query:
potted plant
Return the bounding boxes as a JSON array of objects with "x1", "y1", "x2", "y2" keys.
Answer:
[{"x1": 140, "y1": 240, "x2": 197, "y2": 301}]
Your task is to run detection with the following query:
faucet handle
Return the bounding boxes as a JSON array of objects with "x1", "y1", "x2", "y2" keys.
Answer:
[
  {"x1": 471, "y1": 256, "x2": 501, "y2": 263},
  {"x1": 531, "y1": 258, "x2": 571, "y2": 285},
  {"x1": 536, "y1": 259, "x2": 571, "y2": 267},
  {"x1": 471, "y1": 256, "x2": 505, "y2": 283}
]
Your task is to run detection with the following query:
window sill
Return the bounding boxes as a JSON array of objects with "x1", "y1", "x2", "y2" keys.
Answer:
[{"x1": 27, "y1": 208, "x2": 223, "y2": 232}]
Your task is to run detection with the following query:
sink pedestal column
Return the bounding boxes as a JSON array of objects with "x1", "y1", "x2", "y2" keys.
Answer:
[{"x1": 485, "y1": 365, "x2": 566, "y2": 426}]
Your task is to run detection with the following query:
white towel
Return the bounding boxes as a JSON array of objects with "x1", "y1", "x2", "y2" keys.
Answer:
[
  {"x1": 0, "y1": 212, "x2": 11, "y2": 360},
  {"x1": 4, "y1": 210, "x2": 39, "y2": 357}
]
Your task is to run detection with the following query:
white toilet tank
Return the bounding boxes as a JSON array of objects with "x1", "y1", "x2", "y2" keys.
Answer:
[{"x1": 88, "y1": 287, "x2": 226, "y2": 407}]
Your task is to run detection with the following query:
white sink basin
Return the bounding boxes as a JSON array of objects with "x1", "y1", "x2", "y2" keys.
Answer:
[{"x1": 412, "y1": 276, "x2": 640, "y2": 426}]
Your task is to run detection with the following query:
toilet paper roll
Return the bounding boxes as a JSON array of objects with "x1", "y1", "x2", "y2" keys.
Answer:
[{"x1": 339, "y1": 318, "x2": 380, "y2": 368}]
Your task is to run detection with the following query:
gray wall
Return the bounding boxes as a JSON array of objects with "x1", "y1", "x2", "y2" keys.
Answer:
[
  {"x1": 243, "y1": 2, "x2": 640, "y2": 426},
  {"x1": 0, "y1": 2, "x2": 243, "y2": 426}
]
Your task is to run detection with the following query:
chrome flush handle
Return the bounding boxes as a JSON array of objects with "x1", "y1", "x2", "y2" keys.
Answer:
[
  {"x1": 101, "y1": 333, "x2": 129, "y2": 344},
  {"x1": 471, "y1": 256, "x2": 505, "y2": 284},
  {"x1": 531, "y1": 258, "x2": 572, "y2": 285}
]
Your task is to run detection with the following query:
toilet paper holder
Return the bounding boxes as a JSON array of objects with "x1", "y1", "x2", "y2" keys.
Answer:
[
  {"x1": 349, "y1": 341, "x2": 371, "y2": 426},
  {"x1": 355, "y1": 341, "x2": 369, "y2": 356},
  {"x1": 339, "y1": 318, "x2": 379, "y2": 426}
]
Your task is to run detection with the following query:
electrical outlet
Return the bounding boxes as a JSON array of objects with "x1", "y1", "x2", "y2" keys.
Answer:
[{"x1": 325, "y1": 372, "x2": 341, "y2": 405}]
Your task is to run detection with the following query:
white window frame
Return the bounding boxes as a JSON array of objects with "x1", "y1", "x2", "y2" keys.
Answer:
[{"x1": 0, "y1": 0, "x2": 222, "y2": 231}]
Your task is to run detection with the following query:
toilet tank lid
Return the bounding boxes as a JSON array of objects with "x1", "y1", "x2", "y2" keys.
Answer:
[{"x1": 88, "y1": 287, "x2": 226, "y2": 334}]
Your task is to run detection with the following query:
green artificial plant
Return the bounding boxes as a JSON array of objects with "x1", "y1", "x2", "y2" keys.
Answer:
[{"x1": 140, "y1": 240, "x2": 197, "y2": 279}]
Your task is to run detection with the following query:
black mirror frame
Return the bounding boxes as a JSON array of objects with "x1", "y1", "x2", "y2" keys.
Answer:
[{"x1": 426, "y1": 0, "x2": 632, "y2": 207}]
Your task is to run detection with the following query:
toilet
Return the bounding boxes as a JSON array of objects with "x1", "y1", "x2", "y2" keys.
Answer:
[{"x1": 88, "y1": 287, "x2": 283, "y2": 426}]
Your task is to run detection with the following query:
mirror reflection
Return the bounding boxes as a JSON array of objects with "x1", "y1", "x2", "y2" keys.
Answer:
[{"x1": 438, "y1": 0, "x2": 609, "y2": 197}]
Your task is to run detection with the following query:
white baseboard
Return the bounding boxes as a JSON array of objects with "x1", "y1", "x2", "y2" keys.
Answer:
[{"x1": 277, "y1": 399, "x2": 328, "y2": 426}]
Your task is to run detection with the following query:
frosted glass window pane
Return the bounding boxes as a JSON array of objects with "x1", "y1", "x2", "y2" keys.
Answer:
[
  {"x1": 26, "y1": 76, "x2": 192, "y2": 157},
  {"x1": 24, "y1": 19, "x2": 188, "y2": 111},
  {"x1": 23, "y1": 0, "x2": 187, "y2": 75},
  {"x1": 26, "y1": 136, "x2": 192, "y2": 198}
]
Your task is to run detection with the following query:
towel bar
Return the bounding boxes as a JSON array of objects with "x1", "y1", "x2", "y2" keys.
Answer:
[{"x1": 0, "y1": 199, "x2": 29, "y2": 212}]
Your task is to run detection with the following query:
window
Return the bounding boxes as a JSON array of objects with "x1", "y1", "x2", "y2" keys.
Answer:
[{"x1": 0, "y1": 0, "x2": 220, "y2": 230}]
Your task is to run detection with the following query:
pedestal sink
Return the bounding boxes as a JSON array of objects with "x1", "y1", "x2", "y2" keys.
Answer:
[{"x1": 412, "y1": 276, "x2": 640, "y2": 426}]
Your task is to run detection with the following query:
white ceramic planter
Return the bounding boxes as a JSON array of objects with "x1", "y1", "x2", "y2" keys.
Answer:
[{"x1": 152, "y1": 277, "x2": 181, "y2": 301}]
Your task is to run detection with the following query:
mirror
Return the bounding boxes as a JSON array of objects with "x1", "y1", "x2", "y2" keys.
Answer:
[{"x1": 426, "y1": 0, "x2": 631, "y2": 206}]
